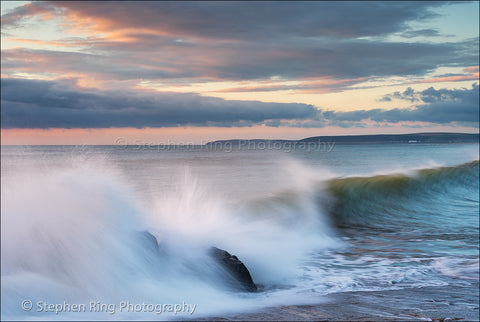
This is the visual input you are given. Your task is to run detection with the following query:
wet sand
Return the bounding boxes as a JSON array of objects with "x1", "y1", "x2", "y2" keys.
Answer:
[{"x1": 198, "y1": 282, "x2": 479, "y2": 321}]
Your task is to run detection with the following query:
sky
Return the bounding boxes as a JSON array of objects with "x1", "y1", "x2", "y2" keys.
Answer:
[{"x1": 1, "y1": 1, "x2": 479, "y2": 144}]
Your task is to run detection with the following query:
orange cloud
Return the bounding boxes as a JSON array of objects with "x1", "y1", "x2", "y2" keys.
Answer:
[
  {"x1": 414, "y1": 74, "x2": 479, "y2": 84},
  {"x1": 6, "y1": 38, "x2": 74, "y2": 47},
  {"x1": 412, "y1": 66, "x2": 479, "y2": 84},
  {"x1": 216, "y1": 77, "x2": 369, "y2": 94},
  {"x1": 464, "y1": 66, "x2": 479, "y2": 74}
]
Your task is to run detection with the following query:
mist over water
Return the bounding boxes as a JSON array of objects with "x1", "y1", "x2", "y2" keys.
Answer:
[{"x1": 1, "y1": 144, "x2": 479, "y2": 320}]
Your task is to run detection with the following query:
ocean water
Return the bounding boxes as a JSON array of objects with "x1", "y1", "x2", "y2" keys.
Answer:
[{"x1": 1, "y1": 143, "x2": 479, "y2": 320}]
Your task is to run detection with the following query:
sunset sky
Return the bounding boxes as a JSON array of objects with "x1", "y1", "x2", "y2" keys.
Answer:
[{"x1": 1, "y1": 1, "x2": 479, "y2": 144}]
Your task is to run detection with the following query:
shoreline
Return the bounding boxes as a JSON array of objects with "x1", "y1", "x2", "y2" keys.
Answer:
[{"x1": 197, "y1": 283, "x2": 479, "y2": 321}]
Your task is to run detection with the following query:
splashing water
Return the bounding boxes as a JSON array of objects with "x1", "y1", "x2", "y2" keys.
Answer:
[{"x1": 1, "y1": 144, "x2": 478, "y2": 320}]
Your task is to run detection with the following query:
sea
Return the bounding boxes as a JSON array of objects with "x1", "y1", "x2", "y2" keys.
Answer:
[{"x1": 1, "y1": 142, "x2": 479, "y2": 320}]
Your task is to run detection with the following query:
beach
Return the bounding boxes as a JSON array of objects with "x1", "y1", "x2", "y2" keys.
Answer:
[{"x1": 206, "y1": 283, "x2": 479, "y2": 321}]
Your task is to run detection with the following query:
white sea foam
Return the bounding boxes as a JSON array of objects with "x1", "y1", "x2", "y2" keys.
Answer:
[
  {"x1": 1, "y1": 155, "x2": 336, "y2": 320},
  {"x1": 1, "y1": 145, "x2": 478, "y2": 320}
]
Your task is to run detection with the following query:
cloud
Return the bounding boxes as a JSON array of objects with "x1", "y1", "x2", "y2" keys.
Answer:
[
  {"x1": 464, "y1": 66, "x2": 479, "y2": 74},
  {"x1": 2, "y1": 79, "x2": 477, "y2": 130},
  {"x1": 1, "y1": 2, "x2": 448, "y2": 40},
  {"x1": 338, "y1": 83, "x2": 479, "y2": 124},
  {"x1": 415, "y1": 74, "x2": 479, "y2": 84},
  {"x1": 399, "y1": 28, "x2": 444, "y2": 39},
  {"x1": 0, "y1": 78, "x2": 319, "y2": 129},
  {"x1": 1, "y1": 2, "x2": 478, "y2": 131},
  {"x1": 379, "y1": 87, "x2": 420, "y2": 102},
  {"x1": 0, "y1": 2, "x2": 60, "y2": 28},
  {"x1": 380, "y1": 83, "x2": 479, "y2": 104},
  {"x1": 216, "y1": 77, "x2": 369, "y2": 94},
  {"x1": 3, "y1": 36, "x2": 477, "y2": 85},
  {"x1": 1, "y1": 2, "x2": 477, "y2": 90},
  {"x1": 410, "y1": 65, "x2": 479, "y2": 84}
]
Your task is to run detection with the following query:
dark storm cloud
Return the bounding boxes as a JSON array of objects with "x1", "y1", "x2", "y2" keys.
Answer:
[{"x1": 0, "y1": 78, "x2": 319, "y2": 128}]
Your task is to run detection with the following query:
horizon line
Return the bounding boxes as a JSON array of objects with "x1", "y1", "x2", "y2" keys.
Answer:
[{"x1": 1, "y1": 131, "x2": 478, "y2": 146}]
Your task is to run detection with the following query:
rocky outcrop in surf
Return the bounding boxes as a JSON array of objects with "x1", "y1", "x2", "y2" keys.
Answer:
[
  {"x1": 135, "y1": 230, "x2": 161, "y2": 254},
  {"x1": 208, "y1": 246, "x2": 258, "y2": 292},
  {"x1": 134, "y1": 231, "x2": 257, "y2": 292}
]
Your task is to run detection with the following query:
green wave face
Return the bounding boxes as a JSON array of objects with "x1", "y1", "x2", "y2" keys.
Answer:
[{"x1": 326, "y1": 160, "x2": 480, "y2": 229}]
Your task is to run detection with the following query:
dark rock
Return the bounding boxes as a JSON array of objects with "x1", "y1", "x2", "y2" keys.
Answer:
[
  {"x1": 209, "y1": 246, "x2": 257, "y2": 292},
  {"x1": 131, "y1": 231, "x2": 257, "y2": 292},
  {"x1": 134, "y1": 230, "x2": 160, "y2": 254}
]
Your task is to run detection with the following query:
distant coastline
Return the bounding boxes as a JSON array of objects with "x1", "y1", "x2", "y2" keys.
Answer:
[
  {"x1": 206, "y1": 132, "x2": 479, "y2": 145},
  {"x1": 1, "y1": 132, "x2": 478, "y2": 147}
]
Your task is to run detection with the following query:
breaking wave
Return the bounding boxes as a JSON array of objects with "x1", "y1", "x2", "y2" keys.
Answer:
[
  {"x1": 1, "y1": 151, "x2": 478, "y2": 320},
  {"x1": 326, "y1": 160, "x2": 479, "y2": 228}
]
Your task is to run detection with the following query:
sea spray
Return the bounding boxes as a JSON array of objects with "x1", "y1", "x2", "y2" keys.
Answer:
[
  {"x1": 1, "y1": 155, "x2": 338, "y2": 320},
  {"x1": 147, "y1": 161, "x2": 338, "y2": 285},
  {"x1": 2, "y1": 145, "x2": 478, "y2": 320},
  {"x1": 1, "y1": 159, "x2": 247, "y2": 320}
]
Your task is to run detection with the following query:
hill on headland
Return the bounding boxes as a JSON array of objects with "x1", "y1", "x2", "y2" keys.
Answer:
[
  {"x1": 206, "y1": 132, "x2": 479, "y2": 145},
  {"x1": 299, "y1": 132, "x2": 479, "y2": 144}
]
